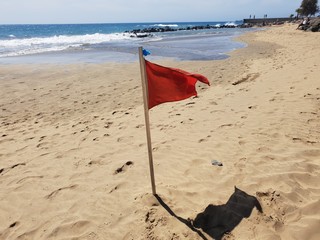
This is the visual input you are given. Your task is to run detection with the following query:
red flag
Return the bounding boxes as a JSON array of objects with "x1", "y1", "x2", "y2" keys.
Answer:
[{"x1": 145, "y1": 60, "x2": 210, "y2": 109}]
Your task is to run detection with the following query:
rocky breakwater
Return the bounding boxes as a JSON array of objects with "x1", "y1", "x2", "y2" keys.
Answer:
[
  {"x1": 306, "y1": 18, "x2": 320, "y2": 32},
  {"x1": 126, "y1": 23, "x2": 251, "y2": 38}
]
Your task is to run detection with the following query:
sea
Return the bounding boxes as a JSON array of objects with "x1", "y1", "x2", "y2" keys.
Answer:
[{"x1": 0, "y1": 21, "x2": 255, "y2": 64}]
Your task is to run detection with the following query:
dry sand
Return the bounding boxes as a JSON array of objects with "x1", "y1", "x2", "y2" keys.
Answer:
[{"x1": 0, "y1": 24, "x2": 319, "y2": 240}]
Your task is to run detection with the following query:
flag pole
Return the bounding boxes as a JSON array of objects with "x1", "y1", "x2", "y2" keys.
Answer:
[{"x1": 138, "y1": 47, "x2": 156, "y2": 195}]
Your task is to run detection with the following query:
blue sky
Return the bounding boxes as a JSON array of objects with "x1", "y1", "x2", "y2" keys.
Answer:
[{"x1": 0, "y1": 0, "x2": 303, "y2": 24}]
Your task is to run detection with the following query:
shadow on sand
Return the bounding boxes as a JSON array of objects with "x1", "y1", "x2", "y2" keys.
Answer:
[
  {"x1": 154, "y1": 194, "x2": 209, "y2": 240},
  {"x1": 155, "y1": 187, "x2": 262, "y2": 240}
]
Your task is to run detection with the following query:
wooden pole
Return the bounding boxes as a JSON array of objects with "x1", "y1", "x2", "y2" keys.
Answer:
[{"x1": 138, "y1": 47, "x2": 156, "y2": 195}]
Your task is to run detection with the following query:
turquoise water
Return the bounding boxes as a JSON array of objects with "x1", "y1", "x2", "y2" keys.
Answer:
[{"x1": 0, "y1": 21, "x2": 253, "y2": 63}]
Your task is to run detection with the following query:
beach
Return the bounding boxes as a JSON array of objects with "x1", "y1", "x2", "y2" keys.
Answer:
[{"x1": 0, "y1": 23, "x2": 319, "y2": 240}]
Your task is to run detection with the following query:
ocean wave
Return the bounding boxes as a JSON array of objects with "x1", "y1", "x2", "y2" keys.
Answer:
[
  {"x1": 212, "y1": 22, "x2": 238, "y2": 28},
  {"x1": 0, "y1": 32, "x2": 134, "y2": 47},
  {"x1": 1, "y1": 46, "x2": 71, "y2": 57},
  {"x1": 152, "y1": 24, "x2": 179, "y2": 28},
  {"x1": 224, "y1": 22, "x2": 238, "y2": 27},
  {"x1": 0, "y1": 32, "x2": 137, "y2": 57}
]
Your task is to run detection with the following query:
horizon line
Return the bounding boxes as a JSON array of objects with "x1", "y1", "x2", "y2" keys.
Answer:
[{"x1": 0, "y1": 19, "x2": 246, "y2": 25}]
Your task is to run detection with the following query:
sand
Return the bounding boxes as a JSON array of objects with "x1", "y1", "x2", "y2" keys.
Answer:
[{"x1": 0, "y1": 23, "x2": 319, "y2": 240}]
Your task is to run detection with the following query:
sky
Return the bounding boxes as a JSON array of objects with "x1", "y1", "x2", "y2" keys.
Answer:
[{"x1": 0, "y1": 0, "x2": 304, "y2": 24}]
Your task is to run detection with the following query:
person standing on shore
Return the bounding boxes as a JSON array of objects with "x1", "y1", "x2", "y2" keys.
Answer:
[{"x1": 296, "y1": 17, "x2": 310, "y2": 30}]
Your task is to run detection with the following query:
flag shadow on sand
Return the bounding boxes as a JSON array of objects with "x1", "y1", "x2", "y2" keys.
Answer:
[{"x1": 156, "y1": 187, "x2": 263, "y2": 240}]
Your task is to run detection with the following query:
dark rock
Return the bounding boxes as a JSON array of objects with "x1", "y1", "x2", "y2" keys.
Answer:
[
  {"x1": 308, "y1": 18, "x2": 320, "y2": 32},
  {"x1": 297, "y1": 17, "x2": 320, "y2": 32},
  {"x1": 126, "y1": 23, "x2": 250, "y2": 38}
]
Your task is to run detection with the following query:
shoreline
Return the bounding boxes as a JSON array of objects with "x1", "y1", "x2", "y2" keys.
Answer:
[
  {"x1": 1, "y1": 23, "x2": 320, "y2": 240},
  {"x1": 0, "y1": 24, "x2": 254, "y2": 64}
]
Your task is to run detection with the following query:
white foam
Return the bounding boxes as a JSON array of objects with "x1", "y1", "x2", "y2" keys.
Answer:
[
  {"x1": 0, "y1": 32, "x2": 136, "y2": 57},
  {"x1": 144, "y1": 36, "x2": 163, "y2": 42},
  {"x1": 153, "y1": 24, "x2": 179, "y2": 28},
  {"x1": 1, "y1": 33, "x2": 134, "y2": 47},
  {"x1": 225, "y1": 22, "x2": 238, "y2": 27},
  {"x1": 4, "y1": 46, "x2": 69, "y2": 57}
]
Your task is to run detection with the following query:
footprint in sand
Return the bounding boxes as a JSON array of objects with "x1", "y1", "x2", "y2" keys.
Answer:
[
  {"x1": 186, "y1": 102, "x2": 195, "y2": 106},
  {"x1": 232, "y1": 73, "x2": 260, "y2": 85},
  {"x1": 16, "y1": 175, "x2": 44, "y2": 184},
  {"x1": 46, "y1": 184, "x2": 78, "y2": 199},
  {"x1": 114, "y1": 161, "x2": 134, "y2": 175},
  {"x1": 198, "y1": 135, "x2": 211, "y2": 143},
  {"x1": 248, "y1": 105, "x2": 258, "y2": 110},
  {"x1": 219, "y1": 123, "x2": 233, "y2": 128},
  {"x1": 87, "y1": 159, "x2": 105, "y2": 166},
  {"x1": 109, "y1": 182, "x2": 128, "y2": 193},
  {"x1": 9, "y1": 221, "x2": 19, "y2": 228},
  {"x1": 109, "y1": 185, "x2": 119, "y2": 193},
  {"x1": 0, "y1": 163, "x2": 26, "y2": 175}
]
